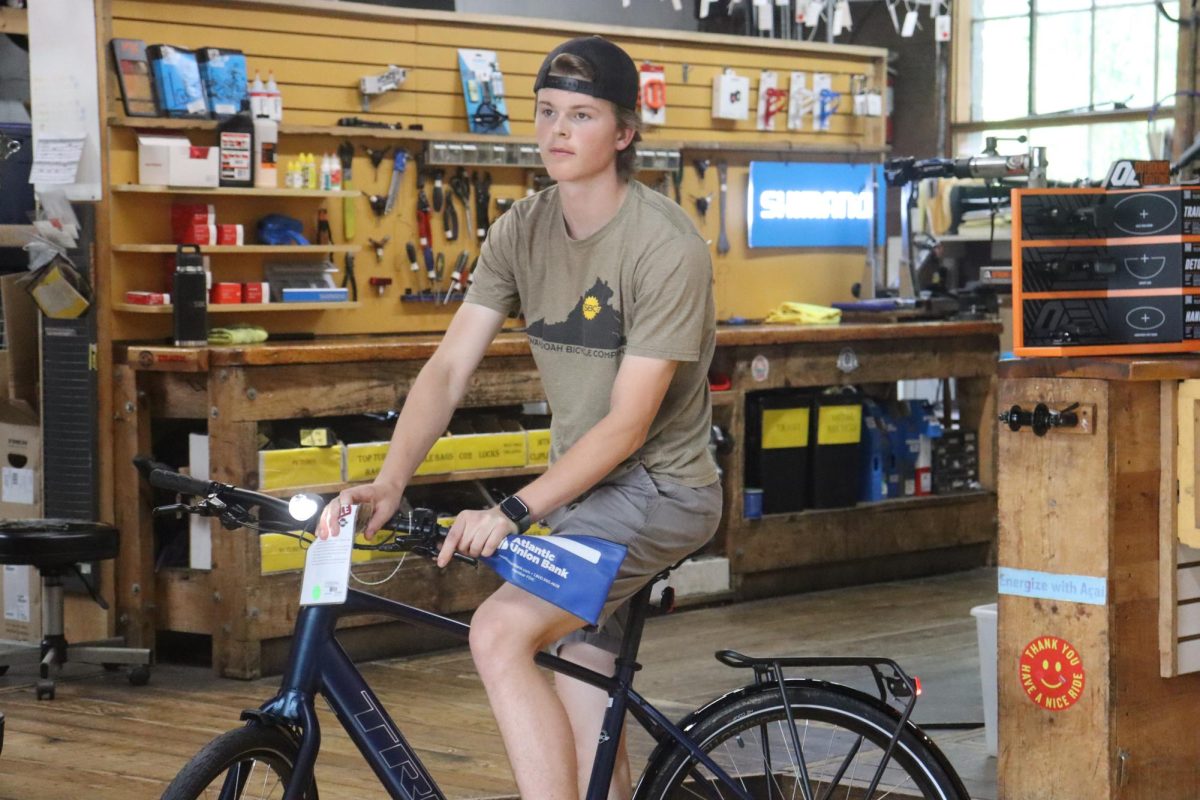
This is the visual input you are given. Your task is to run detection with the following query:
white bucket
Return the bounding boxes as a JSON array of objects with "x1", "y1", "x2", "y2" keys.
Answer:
[{"x1": 969, "y1": 602, "x2": 998, "y2": 757}]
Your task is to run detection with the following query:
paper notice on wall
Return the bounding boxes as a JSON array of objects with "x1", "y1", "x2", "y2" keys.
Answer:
[
  {"x1": 28, "y1": 135, "x2": 85, "y2": 185},
  {"x1": 4, "y1": 565, "x2": 31, "y2": 622},
  {"x1": 1, "y1": 467, "x2": 34, "y2": 505}
]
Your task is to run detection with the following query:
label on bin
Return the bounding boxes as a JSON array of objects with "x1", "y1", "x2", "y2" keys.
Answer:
[
  {"x1": 1019, "y1": 635, "x2": 1086, "y2": 712},
  {"x1": 762, "y1": 408, "x2": 809, "y2": 449},
  {"x1": 817, "y1": 405, "x2": 862, "y2": 445}
]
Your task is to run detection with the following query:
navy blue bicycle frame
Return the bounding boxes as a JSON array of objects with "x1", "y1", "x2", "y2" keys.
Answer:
[{"x1": 247, "y1": 581, "x2": 754, "y2": 800}]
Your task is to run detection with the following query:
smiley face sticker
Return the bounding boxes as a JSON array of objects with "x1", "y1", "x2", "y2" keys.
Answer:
[{"x1": 1019, "y1": 636, "x2": 1086, "y2": 711}]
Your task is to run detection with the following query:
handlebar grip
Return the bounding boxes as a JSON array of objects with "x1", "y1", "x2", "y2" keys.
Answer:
[{"x1": 149, "y1": 469, "x2": 215, "y2": 497}]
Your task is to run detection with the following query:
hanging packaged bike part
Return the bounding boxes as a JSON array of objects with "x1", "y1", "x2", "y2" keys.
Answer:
[
  {"x1": 711, "y1": 68, "x2": 750, "y2": 120},
  {"x1": 639, "y1": 64, "x2": 666, "y2": 126},
  {"x1": 196, "y1": 47, "x2": 248, "y2": 118},
  {"x1": 481, "y1": 534, "x2": 627, "y2": 626},
  {"x1": 146, "y1": 44, "x2": 209, "y2": 118},
  {"x1": 458, "y1": 49, "x2": 510, "y2": 135}
]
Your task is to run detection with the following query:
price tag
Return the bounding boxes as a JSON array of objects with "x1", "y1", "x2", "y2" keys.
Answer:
[
  {"x1": 902, "y1": 9, "x2": 919, "y2": 36},
  {"x1": 299, "y1": 505, "x2": 358, "y2": 606}
]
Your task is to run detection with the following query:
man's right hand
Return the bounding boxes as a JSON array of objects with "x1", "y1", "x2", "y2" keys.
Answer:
[{"x1": 316, "y1": 481, "x2": 403, "y2": 541}]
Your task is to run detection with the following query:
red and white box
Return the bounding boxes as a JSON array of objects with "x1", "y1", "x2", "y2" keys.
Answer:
[
  {"x1": 242, "y1": 282, "x2": 268, "y2": 304},
  {"x1": 210, "y1": 283, "x2": 244, "y2": 304},
  {"x1": 174, "y1": 223, "x2": 217, "y2": 245},
  {"x1": 216, "y1": 224, "x2": 244, "y2": 246},
  {"x1": 124, "y1": 290, "x2": 170, "y2": 305}
]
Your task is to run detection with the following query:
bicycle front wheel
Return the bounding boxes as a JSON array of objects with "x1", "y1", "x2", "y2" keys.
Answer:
[
  {"x1": 160, "y1": 725, "x2": 317, "y2": 800},
  {"x1": 639, "y1": 684, "x2": 967, "y2": 800}
]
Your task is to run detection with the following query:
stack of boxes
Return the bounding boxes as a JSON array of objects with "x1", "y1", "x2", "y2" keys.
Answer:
[
  {"x1": 0, "y1": 274, "x2": 43, "y2": 642},
  {"x1": 1015, "y1": 185, "x2": 1200, "y2": 356}
]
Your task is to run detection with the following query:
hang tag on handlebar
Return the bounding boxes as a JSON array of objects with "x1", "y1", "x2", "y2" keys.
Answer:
[{"x1": 299, "y1": 505, "x2": 357, "y2": 606}]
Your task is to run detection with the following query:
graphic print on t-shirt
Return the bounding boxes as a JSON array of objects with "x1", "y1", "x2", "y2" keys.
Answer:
[{"x1": 524, "y1": 277, "x2": 626, "y2": 358}]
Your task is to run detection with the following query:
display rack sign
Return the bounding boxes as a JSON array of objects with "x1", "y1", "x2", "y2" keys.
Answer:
[{"x1": 747, "y1": 162, "x2": 885, "y2": 248}]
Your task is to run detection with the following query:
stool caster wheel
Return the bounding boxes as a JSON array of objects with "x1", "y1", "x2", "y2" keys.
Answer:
[
  {"x1": 129, "y1": 665, "x2": 150, "y2": 686},
  {"x1": 36, "y1": 679, "x2": 54, "y2": 700}
]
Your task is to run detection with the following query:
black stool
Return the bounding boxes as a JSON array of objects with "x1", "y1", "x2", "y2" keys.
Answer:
[{"x1": 0, "y1": 520, "x2": 151, "y2": 700}]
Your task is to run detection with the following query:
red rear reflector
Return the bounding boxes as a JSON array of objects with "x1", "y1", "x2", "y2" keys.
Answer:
[{"x1": 914, "y1": 676, "x2": 923, "y2": 696}]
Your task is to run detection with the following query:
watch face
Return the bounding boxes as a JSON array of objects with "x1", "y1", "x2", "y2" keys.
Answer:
[{"x1": 501, "y1": 495, "x2": 529, "y2": 521}]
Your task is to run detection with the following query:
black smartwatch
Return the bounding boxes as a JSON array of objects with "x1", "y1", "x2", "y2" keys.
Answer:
[{"x1": 498, "y1": 494, "x2": 532, "y2": 534}]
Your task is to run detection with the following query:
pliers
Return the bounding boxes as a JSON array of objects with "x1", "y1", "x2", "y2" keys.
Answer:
[{"x1": 451, "y1": 167, "x2": 473, "y2": 238}]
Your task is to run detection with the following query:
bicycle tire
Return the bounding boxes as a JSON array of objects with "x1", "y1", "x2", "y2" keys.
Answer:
[
  {"x1": 160, "y1": 725, "x2": 318, "y2": 800},
  {"x1": 637, "y1": 684, "x2": 967, "y2": 800}
]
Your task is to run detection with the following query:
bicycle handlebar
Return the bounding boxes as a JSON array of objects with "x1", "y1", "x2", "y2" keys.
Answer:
[{"x1": 141, "y1": 461, "x2": 462, "y2": 561}]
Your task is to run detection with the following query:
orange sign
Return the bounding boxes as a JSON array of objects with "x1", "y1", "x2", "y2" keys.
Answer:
[{"x1": 1019, "y1": 636, "x2": 1086, "y2": 711}]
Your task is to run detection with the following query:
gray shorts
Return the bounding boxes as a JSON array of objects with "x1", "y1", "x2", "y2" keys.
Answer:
[{"x1": 545, "y1": 463, "x2": 723, "y2": 654}]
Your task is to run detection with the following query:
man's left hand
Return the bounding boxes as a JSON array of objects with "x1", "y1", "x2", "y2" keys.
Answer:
[{"x1": 437, "y1": 506, "x2": 518, "y2": 567}]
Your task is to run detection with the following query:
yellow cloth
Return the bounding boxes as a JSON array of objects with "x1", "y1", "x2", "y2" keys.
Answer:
[
  {"x1": 763, "y1": 302, "x2": 842, "y2": 325},
  {"x1": 208, "y1": 324, "x2": 269, "y2": 345}
]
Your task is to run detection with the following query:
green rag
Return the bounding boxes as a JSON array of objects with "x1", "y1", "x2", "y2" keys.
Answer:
[{"x1": 208, "y1": 324, "x2": 269, "y2": 345}]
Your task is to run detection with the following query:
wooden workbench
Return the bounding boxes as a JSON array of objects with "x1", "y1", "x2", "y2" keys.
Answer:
[
  {"x1": 996, "y1": 356, "x2": 1200, "y2": 799},
  {"x1": 111, "y1": 319, "x2": 1000, "y2": 678}
]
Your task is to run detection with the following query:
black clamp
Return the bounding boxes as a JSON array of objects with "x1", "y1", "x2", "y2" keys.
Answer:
[{"x1": 998, "y1": 402, "x2": 1080, "y2": 436}]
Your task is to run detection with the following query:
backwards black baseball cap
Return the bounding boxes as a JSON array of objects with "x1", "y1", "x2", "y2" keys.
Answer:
[{"x1": 533, "y1": 36, "x2": 640, "y2": 112}]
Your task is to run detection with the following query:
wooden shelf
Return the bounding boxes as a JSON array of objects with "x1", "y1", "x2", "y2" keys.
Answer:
[
  {"x1": 113, "y1": 244, "x2": 360, "y2": 254},
  {"x1": 108, "y1": 115, "x2": 888, "y2": 158},
  {"x1": 113, "y1": 184, "x2": 361, "y2": 198},
  {"x1": 114, "y1": 302, "x2": 361, "y2": 313},
  {"x1": 0, "y1": 7, "x2": 27, "y2": 36},
  {"x1": 260, "y1": 464, "x2": 549, "y2": 497}
]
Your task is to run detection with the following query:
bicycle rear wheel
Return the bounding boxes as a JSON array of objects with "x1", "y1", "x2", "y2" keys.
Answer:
[
  {"x1": 160, "y1": 725, "x2": 317, "y2": 800},
  {"x1": 638, "y1": 684, "x2": 967, "y2": 800}
]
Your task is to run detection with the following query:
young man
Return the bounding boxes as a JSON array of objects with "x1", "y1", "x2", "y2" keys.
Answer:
[{"x1": 322, "y1": 36, "x2": 720, "y2": 799}]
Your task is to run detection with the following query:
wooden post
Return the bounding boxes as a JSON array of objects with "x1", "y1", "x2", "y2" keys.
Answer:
[
  {"x1": 998, "y1": 375, "x2": 1200, "y2": 798},
  {"x1": 111, "y1": 364, "x2": 156, "y2": 650}
]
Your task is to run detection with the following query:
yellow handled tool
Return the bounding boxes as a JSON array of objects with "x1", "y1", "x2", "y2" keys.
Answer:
[{"x1": 338, "y1": 140, "x2": 356, "y2": 242}]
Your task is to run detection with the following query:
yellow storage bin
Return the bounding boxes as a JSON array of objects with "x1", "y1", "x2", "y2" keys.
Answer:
[
  {"x1": 345, "y1": 442, "x2": 389, "y2": 482},
  {"x1": 527, "y1": 429, "x2": 551, "y2": 466},
  {"x1": 453, "y1": 418, "x2": 527, "y2": 472},
  {"x1": 413, "y1": 436, "x2": 457, "y2": 476},
  {"x1": 259, "y1": 446, "x2": 344, "y2": 490}
]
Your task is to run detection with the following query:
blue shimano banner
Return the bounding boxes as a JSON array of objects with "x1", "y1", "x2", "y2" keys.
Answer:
[
  {"x1": 747, "y1": 161, "x2": 886, "y2": 248},
  {"x1": 481, "y1": 534, "x2": 627, "y2": 625}
]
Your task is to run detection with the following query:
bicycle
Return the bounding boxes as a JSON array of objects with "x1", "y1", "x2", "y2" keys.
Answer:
[{"x1": 139, "y1": 461, "x2": 971, "y2": 800}]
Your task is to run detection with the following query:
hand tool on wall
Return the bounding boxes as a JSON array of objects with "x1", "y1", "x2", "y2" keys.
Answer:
[
  {"x1": 368, "y1": 194, "x2": 388, "y2": 220},
  {"x1": 405, "y1": 241, "x2": 420, "y2": 277},
  {"x1": 671, "y1": 164, "x2": 683, "y2": 205},
  {"x1": 337, "y1": 141, "x2": 356, "y2": 241},
  {"x1": 443, "y1": 191, "x2": 459, "y2": 241},
  {"x1": 368, "y1": 276, "x2": 392, "y2": 297},
  {"x1": 384, "y1": 149, "x2": 408, "y2": 216},
  {"x1": 473, "y1": 171, "x2": 492, "y2": 240},
  {"x1": 443, "y1": 249, "x2": 470, "y2": 303},
  {"x1": 693, "y1": 159, "x2": 710, "y2": 181},
  {"x1": 466, "y1": 254, "x2": 479, "y2": 291},
  {"x1": 716, "y1": 160, "x2": 730, "y2": 255},
  {"x1": 342, "y1": 253, "x2": 358, "y2": 301},
  {"x1": 431, "y1": 169, "x2": 445, "y2": 212},
  {"x1": 316, "y1": 208, "x2": 333, "y2": 246},
  {"x1": 435, "y1": 251, "x2": 446, "y2": 291},
  {"x1": 363, "y1": 145, "x2": 390, "y2": 182},
  {"x1": 368, "y1": 235, "x2": 391, "y2": 264},
  {"x1": 358, "y1": 65, "x2": 407, "y2": 112},
  {"x1": 693, "y1": 193, "x2": 712, "y2": 220},
  {"x1": 451, "y1": 167, "x2": 473, "y2": 237},
  {"x1": 417, "y1": 191, "x2": 435, "y2": 288}
]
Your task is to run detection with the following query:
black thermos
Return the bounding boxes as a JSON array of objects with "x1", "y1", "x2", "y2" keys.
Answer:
[{"x1": 173, "y1": 244, "x2": 208, "y2": 346}]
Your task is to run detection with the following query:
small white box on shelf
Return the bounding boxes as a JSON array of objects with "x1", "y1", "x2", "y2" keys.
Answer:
[
  {"x1": 712, "y1": 69, "x2": 750, "y2": 120},
  {"x1": 137, "y1": 135, "x2": 218, "y2": 188}
]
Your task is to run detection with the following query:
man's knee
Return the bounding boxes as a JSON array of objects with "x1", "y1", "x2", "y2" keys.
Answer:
[{"x1": 469, "y1": 591, "x2": 565, "y2": 679}]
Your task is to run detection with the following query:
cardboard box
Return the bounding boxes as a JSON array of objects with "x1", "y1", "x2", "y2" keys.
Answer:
[
  {"x1": 0, "y1": 274, "x2": 39, "y2": 415},
  {"x1": 527, "y1": 429, "x2": 551, "y2": 466},
  {"x1": 0, "y1": 406, "x2": 41, "y2": 521},
  {"x1": 1, "y1": 564, "x2": 41, "y2": 643},
  {"x1": 138, "y1": 135, "x2": 219, "y2": 188},
  {"x1": 258, "y1": 445, "x2": 344, "y2": 490}
]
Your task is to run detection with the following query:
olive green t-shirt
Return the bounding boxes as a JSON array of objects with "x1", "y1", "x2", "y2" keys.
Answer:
[{"x1": 464, "y1": 180, "x2": 718, "y2": 487}]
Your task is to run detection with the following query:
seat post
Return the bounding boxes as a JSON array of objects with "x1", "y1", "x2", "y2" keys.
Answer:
[{"x1": 39, "y1": 570, "x2": 67, "y2": 673}]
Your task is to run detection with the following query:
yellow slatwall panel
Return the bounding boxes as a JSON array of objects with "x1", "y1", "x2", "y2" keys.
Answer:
[{"x1": 104, "y1": 0, "x2": 887, "y2": 341}]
